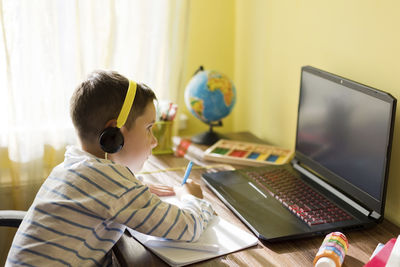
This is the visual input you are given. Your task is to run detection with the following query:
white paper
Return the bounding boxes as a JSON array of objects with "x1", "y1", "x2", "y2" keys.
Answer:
[{"x1": 127, "y1": 197, "x2": 258, "y2": 266}]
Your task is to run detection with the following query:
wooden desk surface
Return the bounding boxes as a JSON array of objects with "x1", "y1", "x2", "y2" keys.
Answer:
[{"x1": 114, "y1": 136, "x2": 400, "y2": 267}]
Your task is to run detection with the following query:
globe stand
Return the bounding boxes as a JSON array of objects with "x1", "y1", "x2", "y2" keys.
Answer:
[{"x1": 191, "y1": 121, "x2": 225, "y2": 146}]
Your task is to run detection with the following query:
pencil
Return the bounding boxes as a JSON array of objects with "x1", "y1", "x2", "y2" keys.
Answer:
[{"x1": 181, "y1": 161, "x2": 193, "y2": 185}]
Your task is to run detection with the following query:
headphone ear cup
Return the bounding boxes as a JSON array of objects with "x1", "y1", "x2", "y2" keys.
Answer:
[{"x1": 99, "y1": 127, "x2": 124, "y2": 153}]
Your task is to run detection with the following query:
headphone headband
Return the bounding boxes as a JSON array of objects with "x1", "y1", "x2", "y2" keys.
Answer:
[
  {"x1": 116, "y1": 80, "x2": 137, "y2": 128},
  {"x1": 99, "y1": 80, "x2": 137, "y2": 154}
]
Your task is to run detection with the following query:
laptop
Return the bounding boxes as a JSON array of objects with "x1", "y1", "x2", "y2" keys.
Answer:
[{"x1": 202, "y1": 66, "x2": 397, "y2": 242}]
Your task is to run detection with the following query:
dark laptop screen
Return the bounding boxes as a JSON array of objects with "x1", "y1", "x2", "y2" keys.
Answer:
[{"x1": 296, "y1": 68, "x2": 394, "y2": 202}]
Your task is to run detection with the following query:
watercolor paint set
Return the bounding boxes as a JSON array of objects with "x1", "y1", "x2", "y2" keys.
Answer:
[{"x1": 203, "y1": 139, "x2": 294, "y2": 167}]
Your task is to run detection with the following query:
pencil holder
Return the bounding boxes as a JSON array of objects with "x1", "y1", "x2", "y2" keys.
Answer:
[{"x1": 152, "y1": 121, "x2": 173, "y2": 155}]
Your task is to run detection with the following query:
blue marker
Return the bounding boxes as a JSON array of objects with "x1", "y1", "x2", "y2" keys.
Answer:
[{"x1": 181, "y1": 161, "x2": 193, "y2": 185}]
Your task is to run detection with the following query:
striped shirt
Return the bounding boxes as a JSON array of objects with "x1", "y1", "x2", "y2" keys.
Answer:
[{"x1": 6, "y1": 146, "x2": 214, "y2": 267}]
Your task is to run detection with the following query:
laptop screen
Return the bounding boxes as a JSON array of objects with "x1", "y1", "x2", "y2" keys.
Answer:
[{"x1": 296, "y1": 67, "x2": 396, "y2": 212}]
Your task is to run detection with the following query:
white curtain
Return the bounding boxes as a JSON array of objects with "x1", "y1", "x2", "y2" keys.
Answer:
[{"x1": 0, "y1": 0, "x2": 189, "y2": 184}]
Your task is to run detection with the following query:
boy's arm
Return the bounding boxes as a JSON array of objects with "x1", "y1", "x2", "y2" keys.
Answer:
[{"x1": 109, "y1": 183, "x2": 214, "y2": 242}]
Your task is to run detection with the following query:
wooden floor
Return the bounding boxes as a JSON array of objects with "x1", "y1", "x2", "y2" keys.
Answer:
[{"x1": 0, "y1": 181, "x2": 43, "y2": 266}]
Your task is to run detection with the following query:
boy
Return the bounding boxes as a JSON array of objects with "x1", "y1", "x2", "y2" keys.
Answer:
[{"x1": 6, "y1": 70, "x2": 215, "y2": 266}]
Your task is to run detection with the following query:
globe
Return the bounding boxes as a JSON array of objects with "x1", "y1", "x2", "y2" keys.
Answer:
[{"x1": 184, "y1": 66, "x2": 236, "y2": 145}]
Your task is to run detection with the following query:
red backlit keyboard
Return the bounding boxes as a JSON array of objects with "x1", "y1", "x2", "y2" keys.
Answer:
[{"x1": 245, "y1": 169, "x2": 353, "y2": 226}]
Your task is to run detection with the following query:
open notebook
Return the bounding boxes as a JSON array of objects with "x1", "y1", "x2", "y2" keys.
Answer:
[{"x1": 127, "y1": 197, "x2": 258, "y2": 267}]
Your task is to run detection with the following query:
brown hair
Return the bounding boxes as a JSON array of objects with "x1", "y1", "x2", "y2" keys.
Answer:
[{"x1": 70, "y1": 70, "x2": 157, "y2": 144}]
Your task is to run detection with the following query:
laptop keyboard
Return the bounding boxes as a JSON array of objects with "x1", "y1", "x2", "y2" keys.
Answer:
[{"x1": 245, "y1": 169, "x2": 353, "y2": 226}]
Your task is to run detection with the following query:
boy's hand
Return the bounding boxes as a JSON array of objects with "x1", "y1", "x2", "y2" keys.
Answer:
[
  {"x1": 149, "y1": 184, "x2": 176, "y2": 197},
  {"x1": 175, "y1": 179, "x2": 204, "y2": 199}
]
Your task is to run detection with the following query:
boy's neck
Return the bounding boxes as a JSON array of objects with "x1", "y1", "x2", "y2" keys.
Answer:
[{"x1": 80, "y1": 142, "x2": 106, "y2": 159}]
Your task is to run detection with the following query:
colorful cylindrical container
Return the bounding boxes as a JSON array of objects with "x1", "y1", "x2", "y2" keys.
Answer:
[{"x1": 313, "y1": 232, "x2": 348, "y2": 267}]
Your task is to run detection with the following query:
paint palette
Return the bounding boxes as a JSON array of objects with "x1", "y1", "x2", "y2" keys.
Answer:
[{"x1": 203, "y1": 139, "x2": 294, "y2": 167}]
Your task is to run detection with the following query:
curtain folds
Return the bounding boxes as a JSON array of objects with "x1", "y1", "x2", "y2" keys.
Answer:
[{"x1": 0, "y1": 0, "x2": 189, "y2": 186}]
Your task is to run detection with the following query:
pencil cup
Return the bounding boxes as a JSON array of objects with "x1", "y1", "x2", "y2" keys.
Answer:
[{"x1": 152, "y1": 121, "x2": 173, "y2": 155}]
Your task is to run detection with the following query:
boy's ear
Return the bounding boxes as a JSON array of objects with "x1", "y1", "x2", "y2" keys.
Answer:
[{"x1": 104, "y1": 119, "x2": 118, "y2": 129}]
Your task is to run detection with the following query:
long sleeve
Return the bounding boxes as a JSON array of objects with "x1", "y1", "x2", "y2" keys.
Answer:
[
  {"x1": 108, "y1": 183, "x2": 215, "y2": 242},
  {"x1": 6, "y1": 146, "x2": 215, "y2": 267}
]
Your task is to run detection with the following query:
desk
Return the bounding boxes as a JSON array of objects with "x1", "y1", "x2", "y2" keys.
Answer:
[{"x1": 113, "y1": 135, "x2": 400, "y2": 266}]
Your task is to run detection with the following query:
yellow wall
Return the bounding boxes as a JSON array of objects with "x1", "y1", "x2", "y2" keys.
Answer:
[
  {"x1": 181, "y1": 0, "x2": 400, "y2": 225},
  {"x1": 179, "y1": 0, "x2": 235, "y2": 137},
  {"x1": 233, "y1": 0, "x2": 400, "y2": 225}
]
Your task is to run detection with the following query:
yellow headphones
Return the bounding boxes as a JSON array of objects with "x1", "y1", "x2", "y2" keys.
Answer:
[{"x1": 99, "y1": 80, "x2": 137, "y2": 153}]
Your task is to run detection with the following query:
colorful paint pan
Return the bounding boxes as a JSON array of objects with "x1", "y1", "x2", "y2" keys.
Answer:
[
  {"x1": 204, "y1": 139, "x2": 294, "y2": 167},
  {"x1": 211, "y1": 147, "x2": 230, "y2": 155},
  {"x1": 256, "y1": 153, "x2": 269, "y2": 161},
  {"x1": 266, "y1": 154, "x2": 279, "y2": 162},
  {"x1": 229, "y1": 150, "x2": 248, "y2": 157},
  {"x1": 247, "y1": 152, "x2": 260, "y2": 159}
]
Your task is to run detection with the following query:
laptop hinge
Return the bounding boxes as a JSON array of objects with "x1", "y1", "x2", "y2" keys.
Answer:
[
  {"x1": 292, "y1": 161, "x2": 372, "y2": 217},
  {"x1": 369, "y1": 211, "x2": 381, "y2": 220}
]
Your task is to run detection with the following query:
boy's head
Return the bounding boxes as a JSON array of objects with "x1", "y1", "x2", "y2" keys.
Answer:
[{"x1": 70, "y1": 70, "x2": 158, "y2": 170}]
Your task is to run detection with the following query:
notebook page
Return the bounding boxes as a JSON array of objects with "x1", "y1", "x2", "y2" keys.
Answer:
[{"x1": 127, "y1": 197, "x2": 258, "y2": 267}]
